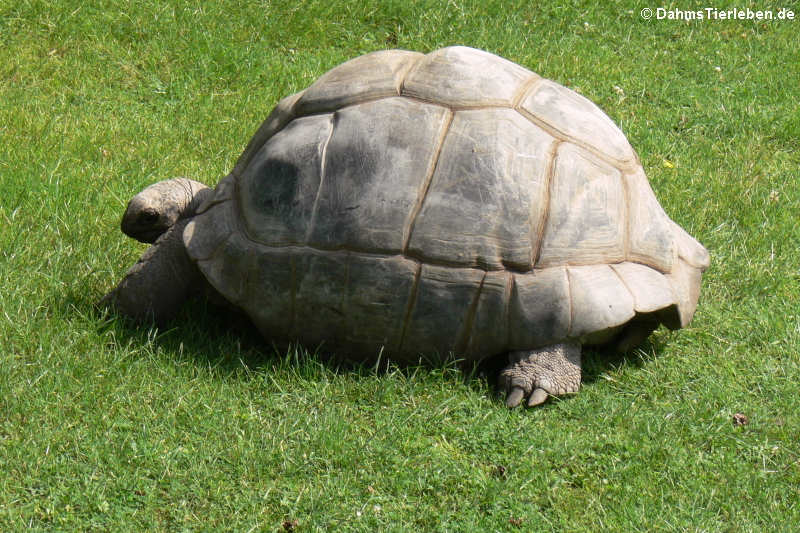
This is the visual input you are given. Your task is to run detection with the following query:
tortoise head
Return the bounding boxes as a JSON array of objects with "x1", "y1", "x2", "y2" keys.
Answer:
[{"x1": 120, "y1": 177, "x2": 212, "y2": 244}]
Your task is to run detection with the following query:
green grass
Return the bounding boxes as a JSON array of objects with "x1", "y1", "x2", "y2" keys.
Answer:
[{"x1": 1, "y1": 0, "x2": 799, "y2": 530}]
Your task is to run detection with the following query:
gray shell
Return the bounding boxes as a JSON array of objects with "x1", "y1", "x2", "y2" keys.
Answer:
[{"x1": 183, "y1": 46, "x2": 709, "y2": 362}]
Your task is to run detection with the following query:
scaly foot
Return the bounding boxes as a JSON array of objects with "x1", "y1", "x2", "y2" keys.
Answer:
[{"x1": 498, "y1": 342, "x2": 582, "y2": 408}]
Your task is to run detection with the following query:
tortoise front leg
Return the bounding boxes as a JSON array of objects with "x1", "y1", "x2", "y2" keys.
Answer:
[
  {"x1": 498, "y1": 341, "x2": 582, "y2": 408},
  {"x1": 100, "y1": 218, "x2": 203, "y2": 325}
]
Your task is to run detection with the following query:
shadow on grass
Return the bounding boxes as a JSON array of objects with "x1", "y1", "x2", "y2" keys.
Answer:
[
  {"x1": 581, "y1": 337, "x2": 664, "y2": 384},
  {"x1": 65, "y1": 286, "x2": 272, "y2": 370},
  {"x1": 68, "y1": 286, "x2": 669, "y2": 404}
]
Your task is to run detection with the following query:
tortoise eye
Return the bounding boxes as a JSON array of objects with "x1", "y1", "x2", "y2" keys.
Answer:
[{"x1": 138, "y1": 210, "x2": 159, "y2": 225}]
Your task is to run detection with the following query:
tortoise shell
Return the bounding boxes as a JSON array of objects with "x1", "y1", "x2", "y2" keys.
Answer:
[{"x1": 183, "y1": 46, "x2": 709, "y2": 362}]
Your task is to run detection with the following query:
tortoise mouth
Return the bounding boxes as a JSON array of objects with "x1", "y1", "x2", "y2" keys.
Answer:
[
  {"x1": 136, "y1": 228, "x2": 166, "y2": 244},
  {"x1": 121, "y1": 221, "x2": 168, "y2": 244},
  {"x1": 120, "y1": 205, "x2": 171, "y2": 243}
]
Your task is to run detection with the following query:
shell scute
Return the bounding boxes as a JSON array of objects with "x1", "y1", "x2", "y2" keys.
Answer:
[
  {"x1": 567, "y1": 265, "x2": 635, "y2": 340},
  {"x1": 295, "y1": 50, "x2": 423, "y2": 115},
  {"x1": 519, "y1": 79, "x2": 635, "y2": 163},
  {"x1": 408, "y1": 108, "x2": 555, "y2": 270},
  {"x1": 400, "y1": 264, "x2": 484, "y2": 359},
  {"x1": 239, "y1": 114, "x2": 333, "y2": 245},
  {"x1": 537, "y1": 143, "x2": 626, "y2": 268},
  {"x1": 402, "y1": 46, "x2": 535, "y2": 107},
  {"x1": 307, "y1": 98, "x2": 450, "y2": 253},
  {"x1": 509, "y1": 267, "x2": 571, "y2": 349}
]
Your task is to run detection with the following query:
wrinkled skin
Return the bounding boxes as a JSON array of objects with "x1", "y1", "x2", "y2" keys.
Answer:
[{"x1": 120, "y1": 178, "x2": 213, "y2": 244}]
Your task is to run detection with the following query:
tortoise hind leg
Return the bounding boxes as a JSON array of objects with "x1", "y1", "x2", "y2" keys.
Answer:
[
  {"x1": 613, "y1": 316, "x2": 659, "y2": 353},
  {"x1": 499, "y1": 341, "x2": 582, "y2": 408}
]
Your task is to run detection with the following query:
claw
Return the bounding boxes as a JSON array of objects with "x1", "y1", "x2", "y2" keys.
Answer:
[
  {"x1": 527, "y1": 388, "x2": 549, "y2": 407},
  {"x1": 505, "y1": 386, "x2": 525, "y2": 408},
  {"x1": 500, "y1": 343, "x2": 582, "y2": 408}
]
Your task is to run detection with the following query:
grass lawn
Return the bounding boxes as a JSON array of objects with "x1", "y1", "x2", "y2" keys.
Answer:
[{"x1": 1, "y1": 0, "x2": 798, "y2": 530}]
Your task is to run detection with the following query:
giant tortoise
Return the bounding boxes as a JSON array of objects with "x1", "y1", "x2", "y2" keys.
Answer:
[{"x1": 102, "y1": 46, "x2": 710, "y2": 407}]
